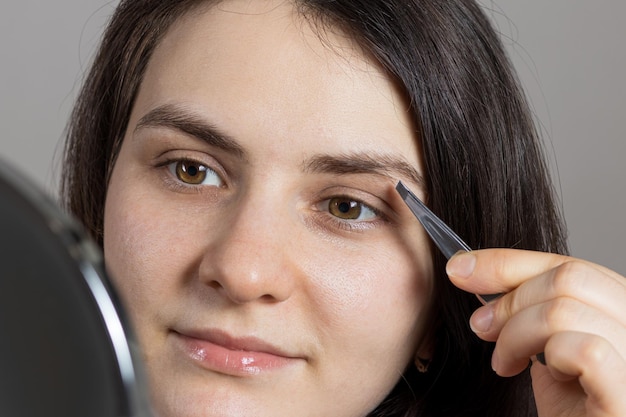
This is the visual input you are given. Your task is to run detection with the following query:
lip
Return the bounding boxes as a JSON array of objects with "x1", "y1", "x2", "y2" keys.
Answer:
[{"x1": 172, "y1": 329, "x2": 303, "y2": 376}]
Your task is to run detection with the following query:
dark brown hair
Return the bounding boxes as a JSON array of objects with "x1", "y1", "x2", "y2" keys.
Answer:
[{"x1": 61, "y1": 1, "x2": 568, "y2": 416}]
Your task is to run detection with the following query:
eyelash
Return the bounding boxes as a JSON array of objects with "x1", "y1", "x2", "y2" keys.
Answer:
[
  {"x1": 316, "y1": 195, "x2": 389, "y2": 232},
  {"x1": 155, "y1": 157, "x2": 390, "y2": 231},
  {"x1": 156, "y1": 157, "x2": 225, "y2": 192}
]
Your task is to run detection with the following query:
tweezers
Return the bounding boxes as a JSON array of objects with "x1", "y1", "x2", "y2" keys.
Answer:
[
  {"x1": 395, "y1": 181, "x2": 500, "y2": 304},
  {"x1": 395, "y1": 181, "x2": 551, "y2": 363}
]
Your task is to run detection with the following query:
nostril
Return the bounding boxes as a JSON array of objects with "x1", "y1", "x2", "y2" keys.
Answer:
[
  {"x1": 204, "y1": 279, "x2": 275, "y2": 302},
  {"x1": 259, "y1": 293, "x2": 278, "y2": 303},
  {"x1": 206, "y1": 280, "x2": 223, "y2": 291}
]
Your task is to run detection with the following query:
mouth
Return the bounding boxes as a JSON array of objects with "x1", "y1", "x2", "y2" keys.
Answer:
[{"x1": 171, "y1": 328, "x2": 304, "y2": 376}]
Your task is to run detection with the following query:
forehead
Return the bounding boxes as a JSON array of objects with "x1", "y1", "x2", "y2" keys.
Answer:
[
  {"x1": 144, "y1": 1, "x2": 388, "y2": 102},
  {"x1": 132, "y1": 0, "x2": 421, "y2": 168}
]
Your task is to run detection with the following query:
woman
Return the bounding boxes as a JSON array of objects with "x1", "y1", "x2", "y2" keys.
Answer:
[{"x1": 61, "y1": 0, "x2": 626, "y2": 416}]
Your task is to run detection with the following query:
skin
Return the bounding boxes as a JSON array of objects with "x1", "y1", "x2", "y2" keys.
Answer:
[
  {"x1": 104, "y1": 1, "x2": 434, "y2": 416},
  {"x1": 102, "y1": 1, "x2": 626, "y2": 416},
  {"x1": 448, "y1": 250, "x2": 626, "y2": 417}
]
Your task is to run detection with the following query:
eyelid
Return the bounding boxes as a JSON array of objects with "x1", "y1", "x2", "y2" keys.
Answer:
[
  {"x1": 168, "y1": 160, "x2": 221, "y2": 186},
  {"x1": 313, "y1": 190, "x2": 393, "y2": 233},
  {"x1": 320, "y1": 202, "x2": 388, "y2": 233},
  {"x1": 153, "y1": 151, "x2": 228, "y2": 190},
  {"x1": 323, "y1": 196, "x2": 381, "y2": 220}
]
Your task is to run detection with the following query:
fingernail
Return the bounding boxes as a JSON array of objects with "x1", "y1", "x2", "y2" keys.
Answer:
[
  {"x1": 536, "y1": 352, "x2": 546, "y2": 365},
  {"x1": 491, "y1": 351, "x2": 500, "y2": 373},
  {"x1": 446, "y1": 252, "x2": 476, "y2": 279},
  {"x1": 470, "y1": 306, "x2": 493, "y2": 333}
]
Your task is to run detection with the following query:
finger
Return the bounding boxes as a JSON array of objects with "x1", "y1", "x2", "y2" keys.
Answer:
[
  {"x1": 446, "y1": 249, "x2": 625, "y2": 296},
  {"x1": 544, "y1": 332, "x2": 626, "y2": 416},
  {"x1": 487, "y1": 299, "x2": 626, "y2": 377},
  {"x1": 471, "y1": 259, "x2": 626, "y2": 340},
  {"x1": 492, "y1": 260, "x2": 626, "y2": 329}
]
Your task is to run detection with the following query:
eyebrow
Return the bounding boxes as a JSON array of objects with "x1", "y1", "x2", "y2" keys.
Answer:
[
  {"x1": 134, "y1": 104, "x2": 246, "y2": 158},
  {"x1": 304, "y1": 152, "x2": 425, "y2": 189},
  {"x1": 135, "y1": 104, "x2": 425, "y2": 188}
]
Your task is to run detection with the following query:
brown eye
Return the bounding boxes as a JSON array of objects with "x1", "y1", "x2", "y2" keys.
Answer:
[
  {"x1": 167, "y1": 160, "x2": 222, "y2": 186},
  {"x1": 176, "y1": 160, "x2": 207, "y2": 184},
  {"x1": 328, "y1": 197, "x2": 376, "y2": 221}
]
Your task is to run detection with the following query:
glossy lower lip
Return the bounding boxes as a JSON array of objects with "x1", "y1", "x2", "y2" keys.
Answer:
[{"x1": 173, "y1": 331, "x2": 300, "y2": 376}]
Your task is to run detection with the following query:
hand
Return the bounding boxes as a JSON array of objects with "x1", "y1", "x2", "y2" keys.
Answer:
[{"x1": 446, "y1": 249, "x2": 626, "y2": 417}]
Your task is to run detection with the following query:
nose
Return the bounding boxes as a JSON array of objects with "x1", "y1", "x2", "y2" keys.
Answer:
[{"x1": 198, "y1": 188, "x2": 302, "y2": 304}]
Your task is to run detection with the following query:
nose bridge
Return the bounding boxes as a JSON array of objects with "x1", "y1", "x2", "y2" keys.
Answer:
[{"x1": 200, "y1": 184, "x2": 299, "y2": 303}]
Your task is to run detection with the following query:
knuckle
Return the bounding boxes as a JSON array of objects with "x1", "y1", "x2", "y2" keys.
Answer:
[
  {"x1": 495, "y1": 292, "x2": 518, "y2": 322},
  {"x1": 543, "y1": 298, "x2": 579, "y2": 330},
  {"x1": 494, "y1": 282, "x2": 535, "y2": 323},
  {"x1": 550, "y1": 260, "x2": 588, "y2": 296},
  {"x1": 492, "y1": 253, "x2": 510, "y2": 281},
  {"x1": 577, "y1": 335, "x2": 613, "y2": 368}
]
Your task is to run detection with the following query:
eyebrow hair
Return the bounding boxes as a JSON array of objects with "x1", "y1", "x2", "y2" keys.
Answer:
[
  {"x1": 304, "y1": 152, "x2": 426, "y2": 189},
  {"x1": 134, "y1": 104, "x2": 246, "y2": 158},
  {"x1": 135, "y1": 104, "x2": 424, "y2": 188}
]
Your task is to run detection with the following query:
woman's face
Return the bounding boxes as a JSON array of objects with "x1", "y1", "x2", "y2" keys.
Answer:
[{"x1": 104, "y1": 2, "x2": 433, "y2": 416}]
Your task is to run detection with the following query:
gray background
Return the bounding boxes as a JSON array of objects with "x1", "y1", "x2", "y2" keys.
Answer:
[{"x1": 1, "y1": 1, "x2": 624, "y2": 275}]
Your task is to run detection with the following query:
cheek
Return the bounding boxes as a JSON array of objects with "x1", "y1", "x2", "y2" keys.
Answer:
[
  {"x1": 104, "y1": 193, "x2": 154, "y2": 306},
  {"x1": 308, "y1": 242, "x2": 433, "y2": 352},
  {"x1": 103, "y1": 180, "x2": 184, "y2": 314},
  {"x1": 303, "y1": 241, "x2": 433, "y2": 407}
]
